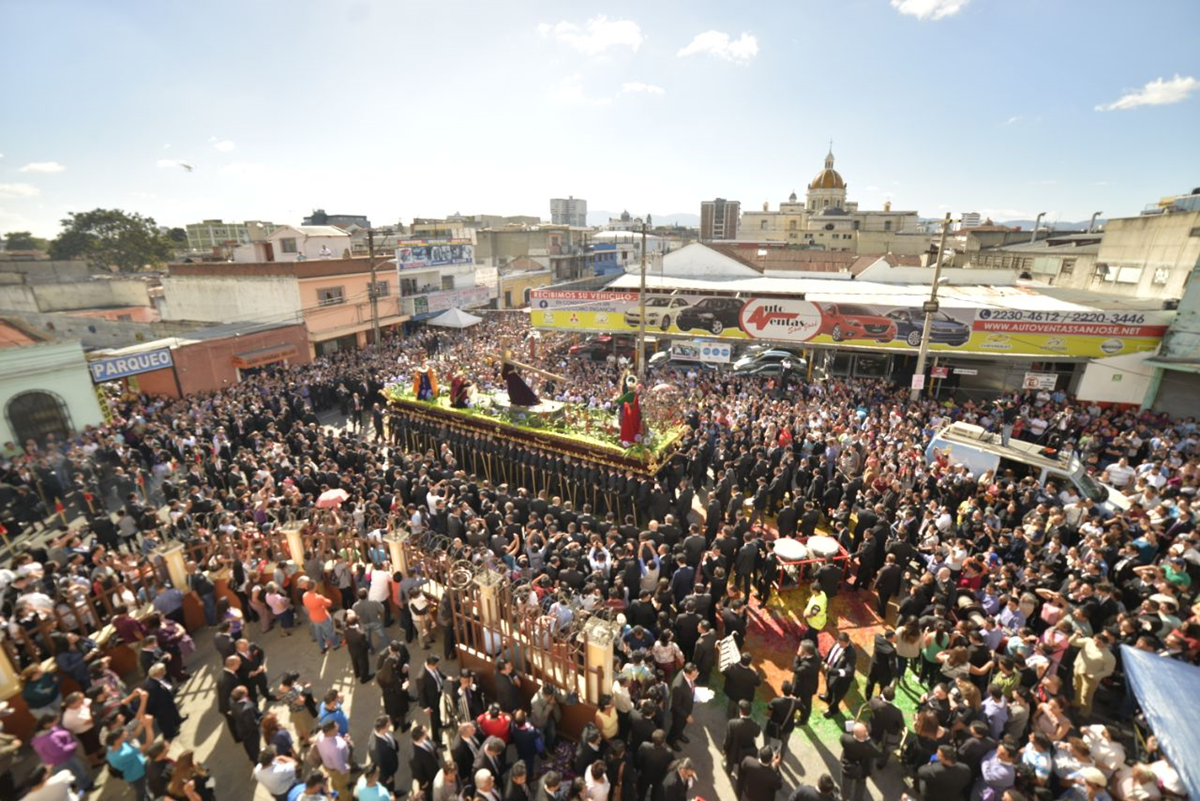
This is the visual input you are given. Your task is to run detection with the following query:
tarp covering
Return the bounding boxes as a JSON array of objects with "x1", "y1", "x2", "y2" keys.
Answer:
[
  {"x1": 426, "y1": 308, "x2": 482, "y2": 329},
  {"x1": 1121, "y1": 644, "x2": 1200, "y2": 800}
]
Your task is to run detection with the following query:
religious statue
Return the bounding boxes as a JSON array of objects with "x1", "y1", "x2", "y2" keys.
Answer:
[
  {"x1": 412, "y1": 361, "x2": 438, "y2": 401},
  {"x1": 615, "y1": 373, "x2": 644, "y2": 447},
  {"x1": 492, "y1": 349, "x2": 567, "y2": 408},
  {"x1": 449, "y1": 374, "x2": 474, "y2": 408}
]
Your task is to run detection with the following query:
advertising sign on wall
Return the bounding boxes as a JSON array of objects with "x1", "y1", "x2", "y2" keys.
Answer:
[
  {"x1": 395, "y1": 240, "x2": 474, "y2": 269},
  {"x1": 670, "y1": 340, "x2": 733, "y2": 363},
  {"x1": 89, "y1": 348, "x2": 174, "y2": 383},
  {"x1": 529, "y1": 290, "x2": 1171, "y2": 359},
  {"x1": 1022, "y1": 372, "x2": 1059, "y2": 390}
]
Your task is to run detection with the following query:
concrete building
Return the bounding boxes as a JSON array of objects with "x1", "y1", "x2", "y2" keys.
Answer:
[
  {"x1": 475, "y1": 225, "x2": 590, "y2": 283},
  {"x1": 739, "y1": 148, "x2": 924, "y2": 253},
  {"x1": 1091, "y1": 208, "x2": 1200, "y2": 300},
  {"x1": 163, "y1": 258, "x2": 395, "y2": 355},
  {"x1": 0, "y1": 338, "x2": 104, "y2": 447},
  {"x1": 970, "y1": 233, "x2": 1101, "y2": 288},
  {"x1": 232, "y1": 225, "x2": 353, "y2": 263},
  {"x1": 550, "y1": 197, "x2": 587, "y2": 227},
  {"x1": 303, "y1": 209, "x2": 371, "y2": 229},
  {"x1": 183, "y1": 219, "x2": 278, "y2": 255},
  {"x1": 604, "y1": 210, "x2": 648, "y2": 232},
  {"x1": 589, "y1": 230, "x2": 671, "y2": 276},
  {"x1": 87, "y1": 321, "x2": 311, "y2": 398},
  {"x1": 700, "y1": 199, "x2": 740, "y2": 241}
]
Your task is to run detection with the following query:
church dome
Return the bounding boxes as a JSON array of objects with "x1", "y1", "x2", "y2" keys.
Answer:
[{"x1": 808, "y1": 147, "x2": 845, "y2": 190}]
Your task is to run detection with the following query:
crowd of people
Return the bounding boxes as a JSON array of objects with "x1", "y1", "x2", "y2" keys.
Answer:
[{"x1": 1, "y1": 312, "x2": 1197, "y2": 801}]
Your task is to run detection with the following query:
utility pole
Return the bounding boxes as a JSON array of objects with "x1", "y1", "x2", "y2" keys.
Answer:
[
  {"x1": 368, "y1": 228, "x2": 381, "y2": 346},
  {"x1": 636, "y1": 221, "x2": 647, "y2": 382},
  {"x1": 911, "y1": 212, "x2": 952, "y2": 401}
]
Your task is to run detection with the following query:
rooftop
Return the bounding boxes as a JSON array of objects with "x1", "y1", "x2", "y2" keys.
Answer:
[
  {"x1": 89, "y1": 320, "x2": 304, "y2": 357},
  {"x1": 168, "y1": 256, "x2": 379, "y2": 279}
]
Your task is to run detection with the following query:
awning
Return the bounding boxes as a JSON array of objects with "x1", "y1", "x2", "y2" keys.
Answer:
[
  {"x1": 1121, "y1": 644, "x2": 1200, "y2": 799},
  {"x1": 231, "y1": 344, "x2": 297, "y2": 369}
]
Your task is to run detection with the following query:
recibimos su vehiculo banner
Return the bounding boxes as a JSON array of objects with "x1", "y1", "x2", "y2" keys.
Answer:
[{"x1": 528, "y1": 290, "x2": 1172, "y2": 359}]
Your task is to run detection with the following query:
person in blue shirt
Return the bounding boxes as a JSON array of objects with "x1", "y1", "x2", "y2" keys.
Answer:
[
  {"x1": 106, "y1": 725, "x2": 152, "y2": 801},
  {"x1": 317, "y1": 690, "x2": 350, "y2": 736}
]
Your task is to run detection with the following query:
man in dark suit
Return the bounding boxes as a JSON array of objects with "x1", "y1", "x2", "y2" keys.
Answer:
[
  {"x1": 791, "y1": 640, "x2": 821, "y2": 726},
  {"x1": 409, "y1": 724, "x2": 441, "y2": 797},
  {"x1": 635, "y1": 730, "x2": 672, "y2": 801},
  {"x1": 693, "y1": 621, "x2": 718, "y2": 686},
  {"x1": 721, "y1": 600, "x2": 749, "y2": 649},
  {"x1": 867, "y1": 686, "x2": 905, "y2": 770},
  {"x1": 674, "y1": 602, "x2": 703, "y2": 662},
  {"x1": 776, "y1": 500, "x2": 800, "y2": 539},
  {"x1": 734, "y1": 534, "x2": 760, "y2": 599},
  {"x1": 822, "y1": 632, "x2": 858, "y2": 718},
  {"x1": 721, "y1": 652, "x2": 762, "y2": 718},
  {"x1": 451, "y1": 722, "x2": 483, "y2": 786},
  {"x1": 494, "y1": 659, "x2": 522, "y2": 713},
  {"x1": 628, "y1": 700, "x2": 658, "y2": 755},
  {"x1": 216, "y1": 654, "x2": 242, "y2": 741},
  {"x1": 864, "y1": 630, "x2": 898, "y2": 701},
  {"x1": 473, "y1": 735, "x2": 508, "y2": 787},
  {"x1": 661, "y1": 757, "x2": 697, "y2": 801},
  {"x1": 368, "y1": 714, "x2": 400, "y2": 792},
  {"x1": 668, "y1": 555, "x2": 695, "y2": 605},
  {"x1": 535, "y1": 771, "x2": 564, "y2": 801},
  {"x1": 737, "y1": 746, "x2": 783, "y2": 801},
  {"x1": 839, "y1": 722, "x2": 881, "y2": 801},
  {"x1": 666, "y1": 663, "x2": 698, "y2": 750},
  {"x1": 674, "y1": 480, "x2": 695, "y2": 525},
  {"x1": 917, "y1": 744, "x2": 973, "y2": 801},
  {"x1": 872, "y1": 552, "x2": 904, "y2": 619},
  {"x1": 143, "y1": 662, "x2": 185, "y2": 740},
  {"x1": 214, "y1": 622, "x2": 237, "y2": 661},
  {"x1": 417, "y1": 655, "x2": 447, "y2": 741},
  {"x1": 232, "y1": 685, "x2": 262, "y2": 762},
  {"x1": 233, "y1": 638, "x2": 270, "y2": 703},
  {"x1": 723, "y1": 700, "x2": 761, "y2": 774}
]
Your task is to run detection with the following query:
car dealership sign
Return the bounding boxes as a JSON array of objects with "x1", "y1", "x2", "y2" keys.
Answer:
[
  {"x1": 89, "y1": 348, "x2": 174, "y2": 383},
  {"x1": 530, "y1": 289, "x2": 1172, "y2": 359}
]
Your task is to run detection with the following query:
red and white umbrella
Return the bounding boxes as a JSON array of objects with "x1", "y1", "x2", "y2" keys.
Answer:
[{"x1": 316, "y1": 488, "x2": 349, "y2": 508}]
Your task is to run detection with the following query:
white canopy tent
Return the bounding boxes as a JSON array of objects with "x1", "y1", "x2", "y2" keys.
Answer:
[{"x1": 426, "y1": 308, "x2": 483, "y2": 329}]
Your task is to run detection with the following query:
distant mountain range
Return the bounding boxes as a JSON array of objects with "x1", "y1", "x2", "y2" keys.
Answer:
[
  {"x1": 587, "y1": 210, "x2": 700, "y2": 228},
  {"x1": 999, "y1": 218, "x2": 1105, "y2": 231}
]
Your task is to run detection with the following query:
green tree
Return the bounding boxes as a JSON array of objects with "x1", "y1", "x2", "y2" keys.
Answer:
[
  {"x1": 167, "y1": 227, "x2": 188, "y2": 244},
  {"x1": 3, "y1": 231, "x2": 50, "y2": 251},
  {"x1": 49, "y1": 208, "x2": 173, "y2": 272}
]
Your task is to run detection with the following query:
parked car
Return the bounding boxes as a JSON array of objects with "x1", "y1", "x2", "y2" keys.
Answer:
[
  {"x1": 623, "y1": 296, "x2": 690, "y2": 331},
  {"x1": 568, "y1": 335, "x2": 635, "y2": 360},
  {"x1": 817, "y1": 303, "x2": 897, "y2": 343},
  {"x1": 732, "y1": 361, "x2": 785, "y2": 377},
  {"x1": 676, "y1": 297, "x2": 745, "y2": 335},
  {"x1": 732, "y1": 349, "x2": 807, "y2": 371},
  {"x1": 884, "y1": 308, "x2": 971, "y2": 347}
]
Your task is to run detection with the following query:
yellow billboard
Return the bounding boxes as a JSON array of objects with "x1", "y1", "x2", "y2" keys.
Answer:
[{"x1": 529, "y1": 290, "x2": 1170, "y2": 359}]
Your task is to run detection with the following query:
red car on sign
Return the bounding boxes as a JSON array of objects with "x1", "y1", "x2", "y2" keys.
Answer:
[{"x1": 817, "y1": 303, "x2": 897, "y2": 343}]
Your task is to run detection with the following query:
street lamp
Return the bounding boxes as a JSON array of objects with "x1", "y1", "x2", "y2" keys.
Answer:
[{"x1": 910, "y1": 212, "x2": 953, "y2": 401}]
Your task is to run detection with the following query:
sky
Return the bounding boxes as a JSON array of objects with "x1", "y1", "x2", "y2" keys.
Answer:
[{"x1": 1, "y1": 0, "x2": 1198, "y2": 238}]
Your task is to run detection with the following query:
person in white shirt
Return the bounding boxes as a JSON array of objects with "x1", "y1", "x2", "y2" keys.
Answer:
[
  {"x1": 1103, "y1": 458, "x2": 1135, "y2": 490},
  {"x1": 21, "y1": 765, "x2": 80, "y2": 801},
  {"x1": 253, "y1": 746, "x2": 299, "y2": 798}
]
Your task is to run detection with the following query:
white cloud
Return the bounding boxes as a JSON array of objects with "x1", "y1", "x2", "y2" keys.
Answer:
[
  {"x1": 549, "y1": 75, "x2": 612, "y2": 107},
  {"x1": 890, "y1": 0, "x2": 969, "y2": 20},
  {"x1": 677, "y1": 31, "x2": 758, "y2": 63},
  {"x1": 19, "y1": 161, "x2": 66, "y2": 173},
  {"x1": 1005, "y1": 115, "x2": 1022, "y2": 125},
  {"x1": 0, "y1": 183, "x2": 40, "y2": 199},
  {"x1": 218, "y1": 162, "x2": 267, "y2": 179},
  {"x1": 157, "y1": 159, "x2": 181, "y2": 168},
  {"x1": 537, "y1": 16, "x2": 642, "y2": 55},
  {"x1": 621, "y1": 82, "x2": 665, "y2": 95},
  {"x1": 209, "y1": 137, "x2": 236, "y2": 152},
  {"x1": 1095, "y1": 74, "x2": 1199, "y2": 111}
]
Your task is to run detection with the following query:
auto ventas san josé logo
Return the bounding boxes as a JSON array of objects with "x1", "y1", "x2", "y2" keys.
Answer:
[{"x1": 740, "y1": 299, "x2": 822, "y2": 340}]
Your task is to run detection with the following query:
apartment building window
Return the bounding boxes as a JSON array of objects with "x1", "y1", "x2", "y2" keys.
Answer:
[
  {"x1": 400, "y1": 278, "x2": 418, "y2": 296},
  {"x1": 760, "y1": 220, "x2": 768, "y2": 230},
  {"x1": 441, "y1": 275, "x2": 454, "y2": 290},
  {"x1": 884, "y1": 221, "x2": 892, "y2": 231},
  {"x1": 1061, "y1": 258, "x2": 1075, "y2": 275},
  {"x1": 280, "y1": 237, "x2": 298, "y2": 254},
  {"x1": 370, "y1": 280, "x2": 389, "y2": 297},
  {"x1": 317, "y1": 287, "x2": 345, "y2": 305}
]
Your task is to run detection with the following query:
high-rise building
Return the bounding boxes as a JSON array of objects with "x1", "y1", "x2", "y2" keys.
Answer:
[
  {"x1": 700, "y1": 198, "x2": 740, "y2": 241},
  {"x1": 550, "y1": 197, "x2": 588, "y2": 227}
]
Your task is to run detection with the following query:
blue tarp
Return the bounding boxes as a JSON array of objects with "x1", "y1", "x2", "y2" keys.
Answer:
[{"x1": 1121, "y1": 644, "x2": 1200, "y2": 799}]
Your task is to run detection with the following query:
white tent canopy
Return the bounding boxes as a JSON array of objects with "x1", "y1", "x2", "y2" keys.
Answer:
[{"x1": 426, "y1": 308, "x2": 483, "y2": 328}]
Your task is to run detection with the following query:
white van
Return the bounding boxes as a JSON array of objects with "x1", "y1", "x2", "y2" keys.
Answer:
[{"x1": 925, "y1": 422, "x2": 1130, "y2": 512}]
